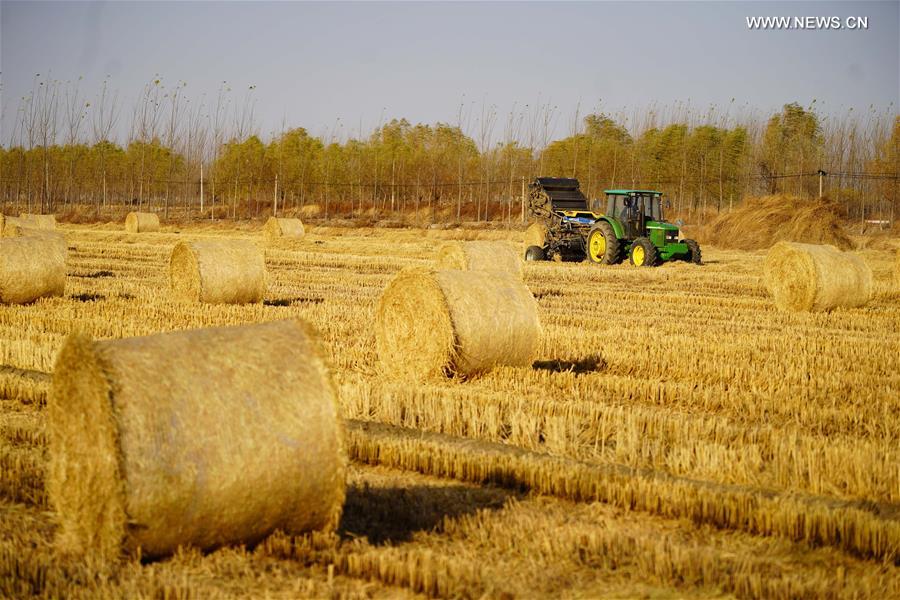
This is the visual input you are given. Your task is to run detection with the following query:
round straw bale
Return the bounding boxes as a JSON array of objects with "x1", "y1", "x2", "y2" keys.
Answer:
[
  {"x1": 0, "y1": 215, "x2": 25, "y2": 234},
  {"x1": 435, "y1": 241, "x2": 523, "y2": 278},
  {"x1": 1, "y1": 224, "x2": 67, "y2": 257},
  {"x1": 0, "y1": 223, "x2": 25, "y2": 238},
  {"x1": 0, "y1": 234, "x2": 66, "y2": 304},
  {"x1": 47, "y1": 319, "x2": 346, "y2": 561},
  {"x1": 18, "y1": 213, "x2": 57, "y2": 230},
  {"x1": 170, "y1": 239, "x2": 266, "y2": 304},
  {"x1": 125, "y1": 211, "x2": 160, "y2": 233},
  {"x1": 4, "y1": 227, "x2": 67, "y2": 254},
  {"x1": 264, "y1": 216, "x2": 305, "y2": 242},
  {"x1": 764, "y1": 242, "x2": 873, "y2": 311},
  {"x1": 523, "y1": 222, "x2": 548, "y2": 250},
  {"x1": 376, "y1": 269, "x2": 542, "y2": 379}
]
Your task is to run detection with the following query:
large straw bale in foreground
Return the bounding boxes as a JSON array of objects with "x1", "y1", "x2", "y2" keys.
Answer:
[
  {"x1": 17, "y1": 213, "x2": 57, "y2": 230},
  {"x1": 264, "y1": 216, "x2": 305, "y2": 242},
  {"x1": 125, "y1": 211, "x2": 160, "y2": 233},
  {"x1": 376, "y1": 269, "x2": 542, "y2": 379},
  {"x1": 47, "y1": 320, "x2": 346, "y2": 561},
  {"x1": 523, "y1": 222, "x2": 548, "y2": 250},
  {"x1": 170, "y1": 239, "x2": 266, "y2": 304},
  {"x1": 764, "y1": 242, "x2": 873, "y2": 311},
  {"x1": 435, "y1": 241, "x2": 523, "y2": 278},
  {"x1": 0, "y1": 234, "x2": 66, "y2": 304}
]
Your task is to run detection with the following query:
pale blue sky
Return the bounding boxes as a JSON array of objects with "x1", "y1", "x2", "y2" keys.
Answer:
[{"x1": 1, "y1": 1, "x2": 897, "y2": 145}]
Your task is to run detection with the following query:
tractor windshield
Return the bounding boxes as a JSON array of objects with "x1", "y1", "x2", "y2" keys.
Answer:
[{"x1": 606, "y1": 194, "x2": 664, "y2": 221}]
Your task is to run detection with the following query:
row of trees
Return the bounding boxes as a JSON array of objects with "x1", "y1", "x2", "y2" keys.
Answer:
[{"x1": 1, "y1": 75, "x2": 897, "y2": 223}]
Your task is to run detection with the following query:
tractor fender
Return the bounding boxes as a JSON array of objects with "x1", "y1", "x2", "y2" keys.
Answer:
[{"x1": 596, "y1": 216, "x2": 625, "y2": 239}]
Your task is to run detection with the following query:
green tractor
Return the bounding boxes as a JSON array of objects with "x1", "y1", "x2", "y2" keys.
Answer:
[{"x1": 524, "y1": 178, "x2": 701, "y2": 266}]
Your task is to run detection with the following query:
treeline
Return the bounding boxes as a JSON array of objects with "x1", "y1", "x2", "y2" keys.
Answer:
[{"x1": 1, "y1": 76, "x2": 897, "y2": 223}]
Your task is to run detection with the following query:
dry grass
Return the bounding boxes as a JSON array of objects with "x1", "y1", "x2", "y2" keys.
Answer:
[
  {"x1": 700, "y1": 195, "x2": 854, "y2": 250},
  {"x1": 0, "y1": 221, "x2": 897, "y2": 597}
]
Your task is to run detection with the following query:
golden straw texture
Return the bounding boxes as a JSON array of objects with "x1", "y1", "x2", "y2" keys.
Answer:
[
  {"x1": 0, "y1": 215, "x2": 26, "y2": 235},
  {"x1": 0, "y1": 235, "x2": 66, "y2": 304},
  {"x1": 347, "y1": 420, "x2": 900, "y2": 563},
  {"x1": 435, "y1": 241, "x2": 523, "y2": 278},
  {"x1": 523, "y1": 222, "x2": 548, "y2": 250},
  {"x1": 170, "y1": 239, "x2": 266, "y2": 304},
  {"x1": 764, "y1": 242, "x2": 873, "y2": 311},
  {"x1": 264, "y1": 217, "x2": 305, "y2": 242},
  {"x1": 124, "y1": 212, "x2": 160, "y2": 233},
  {"x1": 47, "y1": 320, "x2": 347, "y2": 561},
  {"x1": 376, "y1": 269, "x2": 542, "y2": 379},
  {"x1": 895, "y1": 249, "x2": 900, "y2": 289},
  {"x1": 703, "y1": 195, "x2": 852, "y2": 251},
  {"x1": 17, "y1": 213, "x2": 57, "y2": 230}
]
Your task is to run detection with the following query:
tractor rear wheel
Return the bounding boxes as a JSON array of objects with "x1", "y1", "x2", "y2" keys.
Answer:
[
  {"x1": 629, "y1": 237, "x2": 659, "y2": 267},
  {"x1": 683, "y1": 239, "x2": 702, "y2": 264},
  {"x1": 524, "y1": 245, "x2": 546, "y2": 262},
  {"x1": 587, "y1": 222, "x2": 621, "y2": 265}
]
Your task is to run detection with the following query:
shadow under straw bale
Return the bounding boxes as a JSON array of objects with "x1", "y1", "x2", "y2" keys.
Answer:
[
  {"x1": 340, "y1": 482, "x2": 513, "y2": 545},
  {"x1": 533, "y1": 355, "x2": 606, "y2": 375}
]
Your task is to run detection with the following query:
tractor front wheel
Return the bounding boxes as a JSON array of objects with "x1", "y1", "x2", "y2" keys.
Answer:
[
  {"x1": 587, "y1": 222, "x2": 621, "y2": 265},
  {"x1": 524, "y1": 245, "x2": 546, "y2": 262},
  {"x1": 682, "y1": 239, "x2": 702, "y2": 264},
  {"x1": 629, "y1": 238, "x2": 659, "y2": 267}
]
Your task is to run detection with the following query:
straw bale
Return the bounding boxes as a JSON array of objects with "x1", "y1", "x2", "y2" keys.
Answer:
[
  {"x1": 764, "y1": 242, "x2": 873, "y2": 311},
  {"x1": 170, "y1": 239, "x2": 266, "y2": 304},
  {"x1": 124, "y1": 212, "x2": 160, "y2": 233},
  {"x1": 47, "y1": 320, "x2": 346, "y2": 561},
  {"x1": 17, "y1": 213, "x2": 57, "y2": 230},
  {"x1": 0, "y1": 215, "x2": 25, "y2": 234},
  {"x1": 523, "y1": 222, "x2": 548, "y2": 250},
  {"x1": 0, "y1": 234, "x2": 66, "y2": 304},
  {"x1": 435, "y1": 241, "x2": 523, "y2": 278},
  {"x1": 264, "y1": 217, "x2": 305, "y2": 242},
  {"x1": 376, "y1": 269, "x2": 542, "y2": 379}
]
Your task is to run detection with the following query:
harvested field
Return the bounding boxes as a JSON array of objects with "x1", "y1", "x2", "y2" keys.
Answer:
[{"x1": 1, "y1": 221, "x2": 898, "y2": 597}]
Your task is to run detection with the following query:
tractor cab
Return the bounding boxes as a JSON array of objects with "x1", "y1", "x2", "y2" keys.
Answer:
[{"x1": 604, "y1": 190, "x2": 666, "y2": 239}]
